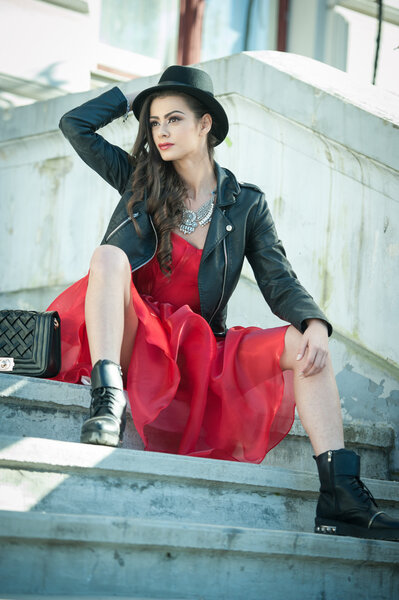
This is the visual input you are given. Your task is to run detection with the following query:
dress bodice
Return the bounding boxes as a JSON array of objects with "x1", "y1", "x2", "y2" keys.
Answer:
[{"x1": 133, "y1": 232, "x2": 203, "y2": 313}]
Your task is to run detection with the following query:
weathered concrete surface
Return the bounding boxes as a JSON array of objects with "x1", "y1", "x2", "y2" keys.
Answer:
[
  {"x1": 0, "y1": 597, "x2": 175, "y2": 600},
  {"x1": 1, "y1": 434, "x2": 397, "y2": 534},
  {"x1": 0, "y1": 435, "x2": 319, "y2": 534},
  {"x1": 0, "y1": 510, "x2": 398, "y2": 599},
  {"x1": 0, "y1": 373, "x2": 394, "y2": 479}
]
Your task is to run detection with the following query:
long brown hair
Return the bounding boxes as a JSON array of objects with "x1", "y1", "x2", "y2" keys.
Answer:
[{"x1": 126, "y1": 91, "x2": 218, "y2": 274}]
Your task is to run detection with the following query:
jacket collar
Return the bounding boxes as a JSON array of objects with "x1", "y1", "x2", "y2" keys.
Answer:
[
  {"x1": 141, "y1": 161, "x2": 240, "y2": 210},
  {"x1": 214, "y1": 161, "x2": 240, "y2": 207}
]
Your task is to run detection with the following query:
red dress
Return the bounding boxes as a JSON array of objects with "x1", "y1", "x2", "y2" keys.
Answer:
[{"x1": 47, "y1": 231, "x2": 295, "y2": 463}]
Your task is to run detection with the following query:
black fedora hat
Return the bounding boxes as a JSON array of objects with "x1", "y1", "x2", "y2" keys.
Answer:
[{"x1": 132, "y1": 65, "x2": 229, "y2": 146}]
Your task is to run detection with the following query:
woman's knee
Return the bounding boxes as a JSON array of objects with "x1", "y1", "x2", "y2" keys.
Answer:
[
  {"x1": 280, "y1": 325, "x2": 301, "y2": 370},
  {"x1": 89, "y1": 245, "x2": 131, "y2": 279},
  {"x1": 280, "y1": 324, "x2": 330, "y2": 371}
]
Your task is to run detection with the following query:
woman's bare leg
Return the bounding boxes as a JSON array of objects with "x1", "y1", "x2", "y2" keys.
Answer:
[
  {"x1": 85, "y1": 245, "x2": 138, "y2": 378},
  {"x1": 280, "y1": 325, "x2": 344, "y2": 456}
]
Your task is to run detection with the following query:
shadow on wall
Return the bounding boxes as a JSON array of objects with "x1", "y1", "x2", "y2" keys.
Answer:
[{"x1": 36, "y1": 63, "x2": 69, "y2": 89}]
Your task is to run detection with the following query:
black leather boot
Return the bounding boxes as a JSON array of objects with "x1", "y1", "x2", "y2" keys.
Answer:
[
  {"x1": 80, "y1": 359, "x2": 127, "y2": 447},
  {"x1": 314, "y1": 448, "x2": 399, "y2": 541}
]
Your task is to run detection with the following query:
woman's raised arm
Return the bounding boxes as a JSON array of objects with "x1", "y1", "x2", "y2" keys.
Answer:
[{"x1": 59, "y1": 86, "x2": 135, "y2": 195}]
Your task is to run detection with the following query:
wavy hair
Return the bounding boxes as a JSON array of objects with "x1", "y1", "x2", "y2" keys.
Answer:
[{"x1": 126, "y1": 91, "x2": 218, "y2": 274}]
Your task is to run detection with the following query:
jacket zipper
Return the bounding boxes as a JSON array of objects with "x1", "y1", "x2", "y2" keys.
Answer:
[
  {"x1": 131, "y1": 215, "x2": 158, "y2": 273},
  {"x1": 104, "y1": 215, "x2": 137, "y2": 243},
  {"x1": 104, "y1": 213, "x2": 158, "y2": 272},
  {"x1": 208, "y1": 216, "x2": 228, "y2": 327}
]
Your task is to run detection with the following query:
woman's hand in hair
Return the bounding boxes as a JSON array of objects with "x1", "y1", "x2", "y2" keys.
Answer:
[{"x1": 296, "y1": 319, "x2": 329, "y2": 377}]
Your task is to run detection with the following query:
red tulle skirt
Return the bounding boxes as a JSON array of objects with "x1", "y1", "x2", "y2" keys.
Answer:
[{"x1": 47, "y1": 232, "x2": 295, "y2": 463}]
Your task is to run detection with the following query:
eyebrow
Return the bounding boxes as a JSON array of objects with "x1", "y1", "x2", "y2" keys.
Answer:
[{"x1": 149, "y1": 110, "x2": 185, "y2": 119}]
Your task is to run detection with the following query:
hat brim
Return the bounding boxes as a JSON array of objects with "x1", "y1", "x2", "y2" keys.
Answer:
[{"x1": 132, "y1": 82, "x2": 229, "y2": 146}]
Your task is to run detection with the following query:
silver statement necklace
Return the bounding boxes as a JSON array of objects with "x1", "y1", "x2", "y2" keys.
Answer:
[{"x1": 179, "y1": 188, "x2": 217, "y2": 235}]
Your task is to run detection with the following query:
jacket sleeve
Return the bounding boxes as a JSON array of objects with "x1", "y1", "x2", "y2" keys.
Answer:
[
  {"x1": 58, "y1": 86, "x2": 133, "y2": 196},
  {"x1": 245, "y1": 192, "x2": 333, "y2": 336}
]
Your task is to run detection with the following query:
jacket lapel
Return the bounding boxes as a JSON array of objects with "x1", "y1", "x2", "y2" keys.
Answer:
[{"x1": 202, "y1": 162, "x2": 240, "y2": 261}]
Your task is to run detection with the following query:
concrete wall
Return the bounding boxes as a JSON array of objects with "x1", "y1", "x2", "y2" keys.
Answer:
[{"x1": 1, "y1": 51, "x2": 398, "y2": 470}]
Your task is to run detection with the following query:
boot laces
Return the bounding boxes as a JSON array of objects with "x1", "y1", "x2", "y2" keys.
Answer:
[
  {"x1": 350, "y1": 476, "x2": 378, "y2": 508},
  {"x1": 91, "y1": 387, "x2": 122, "y2": 414}
]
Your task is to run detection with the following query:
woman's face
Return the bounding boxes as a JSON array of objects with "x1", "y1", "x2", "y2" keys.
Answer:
[{"x1": 149, "y1": 94, "x2": 211, "y2": 161}]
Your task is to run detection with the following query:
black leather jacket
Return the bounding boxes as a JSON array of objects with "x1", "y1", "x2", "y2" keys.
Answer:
[{"x1": 59, "y1": 86, "x2": 332, "y2": 337}]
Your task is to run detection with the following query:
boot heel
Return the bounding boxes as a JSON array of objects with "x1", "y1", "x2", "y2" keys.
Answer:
[
  {"x1": 314, "y1": 519, "x2": 338, "y2": 535},
  {"x1": 80, "y1": 425, "x2": 121, "y2": 447},
  {"x1": 315, "y1": 518, "x2": 388, "y2": 539}
]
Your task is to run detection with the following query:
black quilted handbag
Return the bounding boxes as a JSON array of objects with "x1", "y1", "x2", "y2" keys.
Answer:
[{"x1": 0, "y1": 310, "x2": 61, "y2": 377}]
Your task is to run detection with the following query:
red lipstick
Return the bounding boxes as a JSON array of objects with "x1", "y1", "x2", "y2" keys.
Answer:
[{"x1": 159, "y1": 143, "x2": 174, "y2": 150}]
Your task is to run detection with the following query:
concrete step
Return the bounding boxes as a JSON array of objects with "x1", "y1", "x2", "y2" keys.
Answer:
[
  {"x1": 0, "y1": 510, "x2": 398, "y2": 599},
  {"x1": 0, "y1": 374, "x2": 394, "y2": 479},
  {"x1": 1, "y1": 434, "x2": 399, "y2": 534}
]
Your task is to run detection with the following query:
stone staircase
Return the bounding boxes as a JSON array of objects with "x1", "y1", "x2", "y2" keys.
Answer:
[{"x1": 0, "y1": 373, "x2": 398, "y2": 599}]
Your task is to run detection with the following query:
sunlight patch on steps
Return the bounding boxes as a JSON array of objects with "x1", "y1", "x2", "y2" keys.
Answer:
[
  {"x1": 0, "y1": 436, "x2": 117, "y2": 511},
  {"x1": 0, "y1": 378, "x2": 28, "y2": 398},
  {"x1": 0, "y1": 436, "x2": 116, "y2": 471},
  {"x1": 0, "y1": 468, "x2": 69, "y2": 511}
]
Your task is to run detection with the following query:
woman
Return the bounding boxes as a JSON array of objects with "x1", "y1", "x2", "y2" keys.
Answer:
[{"x1": 49, "y1": 65, "x2": 399, "y2": 541}]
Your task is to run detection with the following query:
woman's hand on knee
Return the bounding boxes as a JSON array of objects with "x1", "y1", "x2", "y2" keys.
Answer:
[{"x1": 296, "y1": 319, "x2": 329, "y2": 377}]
